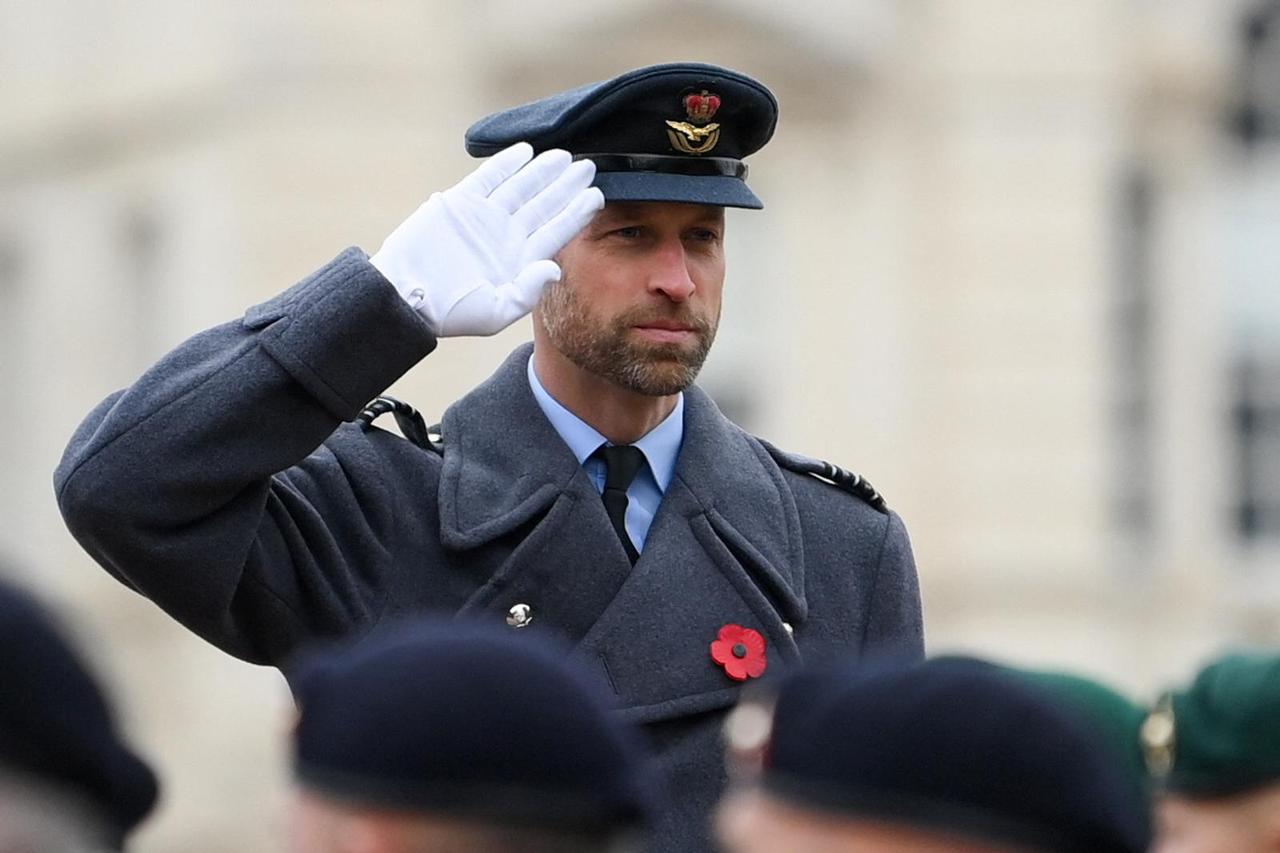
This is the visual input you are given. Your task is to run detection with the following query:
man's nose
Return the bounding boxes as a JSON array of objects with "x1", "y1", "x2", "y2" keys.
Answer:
[{"x1": 647, "y1": 241, "x2": 697, "y2": 302}]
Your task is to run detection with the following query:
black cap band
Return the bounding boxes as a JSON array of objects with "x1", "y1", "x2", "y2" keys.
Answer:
[{"x1": 574, "y1": 153, "x2": 748, "y2": 180}]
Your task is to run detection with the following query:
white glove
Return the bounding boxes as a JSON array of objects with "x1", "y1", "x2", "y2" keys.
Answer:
[{"x1": 369, "y1": 142, "x2": 604, "y2": 337}]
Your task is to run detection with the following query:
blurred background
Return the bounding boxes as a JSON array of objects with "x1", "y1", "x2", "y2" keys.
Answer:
[{"x1": 3, "y1": 0, "x2": 1279, "y2": 849}]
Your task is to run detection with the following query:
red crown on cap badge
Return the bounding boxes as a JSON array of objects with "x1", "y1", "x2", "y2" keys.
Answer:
[
  {"x1": 684, "y1": 90, "x2": 721, "y2": 124},
  {"x1": 666, "y1": 89, "x2": 723, "y2": 155}
]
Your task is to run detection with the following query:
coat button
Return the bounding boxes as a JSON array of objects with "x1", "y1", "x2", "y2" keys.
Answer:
[
  {"x1": 506, "y1": 603, "x2": 533, "y2": 628},
  {"x1": 782, "y1": 622, "x2": 794, "y2": 636}
]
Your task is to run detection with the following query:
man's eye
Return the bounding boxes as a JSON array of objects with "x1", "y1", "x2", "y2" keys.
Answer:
[
  {"x1": 689, "y1": 229, "x2": 721, "y2": 243},
  {"x1": 612, "y1": 226, "x2": 643, "y2": 239}
]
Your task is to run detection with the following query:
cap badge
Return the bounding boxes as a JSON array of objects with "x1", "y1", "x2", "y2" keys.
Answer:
[
  {"x1": 666, "y1": 89, "x2": 722, "y2": 155},
  {"x1": 711, "y1": 623, "x2": 767, "y2": 681}
]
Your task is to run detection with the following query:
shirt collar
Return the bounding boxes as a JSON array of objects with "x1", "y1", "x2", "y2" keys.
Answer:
[
  {"x1": 632, "y1": 393, "x2": 682, "y2": 493},
  {"x1": 527, "y1": 355, "x2": 683, "y2": 492}
]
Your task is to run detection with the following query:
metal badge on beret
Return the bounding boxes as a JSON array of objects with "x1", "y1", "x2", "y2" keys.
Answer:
[
  {"x1": 1141, "y1": 692, "x2": 1177, "y2": 778},
  {"x1": 666, "y1": 89, "x2": 721, "y2": 155}
]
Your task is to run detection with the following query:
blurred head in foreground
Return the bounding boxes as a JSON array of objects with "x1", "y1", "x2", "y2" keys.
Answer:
[
  {"x1": 285, "y1": 619, "x2": 654, "y2": 853},
  {"x1": 1000, "y1": 664, "x2": 1154, "y2": 840},
  {"x1": 716, "y1": 657, "x2": 1151, "y2": 853},
  {"x1": 0, "y1": 576, "x2": 158, "y2": 851},
  {"x1": 1146, "y1": 652, "x2": 1280, "y2": 853}
]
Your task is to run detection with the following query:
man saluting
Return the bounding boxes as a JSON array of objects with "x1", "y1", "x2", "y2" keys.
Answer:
[{"x1": 56, "y1": 63, "x2": 923, "y2": 852}]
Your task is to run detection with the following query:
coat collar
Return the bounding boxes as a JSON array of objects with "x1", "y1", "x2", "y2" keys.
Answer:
[
  {"x1": 438, "y1": 344, "x2": 807, "y2": 616},
  {"x1": 437, "y1": 344, "x2": 581, "y2": 549}
]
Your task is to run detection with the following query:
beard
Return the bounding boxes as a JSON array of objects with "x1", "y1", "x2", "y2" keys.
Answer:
[{"x1": 539, "y1": 278, "x2": 719, "y2": 397}]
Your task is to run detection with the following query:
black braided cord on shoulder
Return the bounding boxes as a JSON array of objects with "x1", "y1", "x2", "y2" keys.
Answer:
[
  {"x1": 356, "y1": 396, "x2": 443, "y2": 455},
  {"x1": 756, "y1": 437, "x2": 888, "y2": 513}
]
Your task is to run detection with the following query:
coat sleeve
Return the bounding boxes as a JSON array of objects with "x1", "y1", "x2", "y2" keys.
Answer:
[
  {"x1": 53, "y1": 248, "x2": 438, "y2": 664},
  {"x1": 862, "y1": 510, "x2": 925, "y2": 658}
]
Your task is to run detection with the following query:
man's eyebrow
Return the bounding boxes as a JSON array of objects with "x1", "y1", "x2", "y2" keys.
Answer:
[
  {"x1": 593, "y1": 204, "x2": 726, "y2": 224},
  {"x1": 594, "y1": 204, "x2": 648, "y2": 222}
]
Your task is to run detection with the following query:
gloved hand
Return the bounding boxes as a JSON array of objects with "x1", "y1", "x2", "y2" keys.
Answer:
[{"x1": 369, "y1": 142, "x2": 604, "y2": 337}]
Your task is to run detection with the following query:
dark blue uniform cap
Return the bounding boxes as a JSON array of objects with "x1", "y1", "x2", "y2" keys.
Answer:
[
  {"x1": 287, "y1": 619, "x2": 655, "y2": 834},
  {"x1": 0, "y1": 578, "x2": 158, "y2": 847},
  {"x1": 762, "y1": 657, "x2": 1151, "y2": 853},
  {"x1": 465, "y1": 63, "x2": 777, "y2": 209}
]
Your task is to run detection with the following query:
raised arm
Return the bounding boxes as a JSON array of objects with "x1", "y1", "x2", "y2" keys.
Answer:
[{"x1": 55, "y1": 145, "x2": 602, "y2": 663}]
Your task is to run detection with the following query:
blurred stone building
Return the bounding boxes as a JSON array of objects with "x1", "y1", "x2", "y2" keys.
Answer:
[{"x1": 2, "y1": 1, "x2": 1277, "y2": 849}]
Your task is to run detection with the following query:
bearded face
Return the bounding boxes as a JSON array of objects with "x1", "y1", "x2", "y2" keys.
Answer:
[{"x1": 539, "y1": 272, "x2": 720, "y2": 397}]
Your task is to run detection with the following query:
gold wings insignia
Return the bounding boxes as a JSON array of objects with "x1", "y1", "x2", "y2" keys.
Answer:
[{"x1": 665, "y1": 120, "x2": 721, "y2": 141}]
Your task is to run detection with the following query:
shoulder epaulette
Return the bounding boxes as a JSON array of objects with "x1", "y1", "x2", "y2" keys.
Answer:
[
  {"x1": 756, "y1": 437, "x2": 888, "y2": 513},
  {"x1": 357, "y1": 395, "x2": 443, "y2": 456}
]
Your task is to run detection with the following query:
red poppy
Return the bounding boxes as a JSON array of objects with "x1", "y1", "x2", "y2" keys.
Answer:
[{"x1": 710, "y1": 624, "x2": 767, "y2": 681}]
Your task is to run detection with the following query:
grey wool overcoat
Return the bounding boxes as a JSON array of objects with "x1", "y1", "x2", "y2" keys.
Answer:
[{"x1": 55, "y1": 248, "x2": 924, "y2": 852}]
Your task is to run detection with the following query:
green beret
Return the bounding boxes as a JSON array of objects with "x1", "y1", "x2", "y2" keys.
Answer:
[{"x1": 1144, "y1": 652, "x2": 1280, "y2": 797}]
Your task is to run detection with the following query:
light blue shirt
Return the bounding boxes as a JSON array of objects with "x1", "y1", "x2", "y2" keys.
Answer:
[{"x1": 527, "y1": 357, "x2": 683, "y2": 553}]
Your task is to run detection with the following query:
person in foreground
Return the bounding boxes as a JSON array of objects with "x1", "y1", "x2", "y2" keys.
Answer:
[
  {"x1": 285, "y1": 619, "x2": 652, "y2": 853},
  {"x1": 0, "y1": 575, "x2": 158, "y2": 851},
  {"x1": 55, "y1": 62, "x2": 923, "y2": 851},
  {"x1": 1001, "y1": 663, "x2": 1155, "y2": 841},
  {"x1": 716, "y1": 657, "x2": 1152, "y2": 853},
  {"x1": 1145, "y1": 652, "x2": 1280, "y2": 853}
]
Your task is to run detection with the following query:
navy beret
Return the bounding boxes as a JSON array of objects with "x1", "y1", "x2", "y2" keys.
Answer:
[
  {"x1": 465, "y1": 62, "x2": 777, "y2": 209},
  {"x1": 288, "y1": 619, "x2": 654, "y2": 833},
  {"x1": 999, "y1": 664, "x2": 1153, "y2": 841},
  {"x1": 0, "y1": 578, "x2": 158, "y2": 846},
  {"x1": 761, "y1": 657, "x2": 1151, "y2": 853}
]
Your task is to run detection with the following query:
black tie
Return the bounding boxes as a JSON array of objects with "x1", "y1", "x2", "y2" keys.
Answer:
[{"x1": 594, "y1": 444, "x2": 645, "y2": 564}]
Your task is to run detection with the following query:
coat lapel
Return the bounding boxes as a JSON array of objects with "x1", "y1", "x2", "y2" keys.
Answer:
[
  {"x1": 437, "y1": 344, "x2": 577, "y2": 548},
  {"x1": 675, "y1": 385, "x2": 808, "y2": 624}
]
